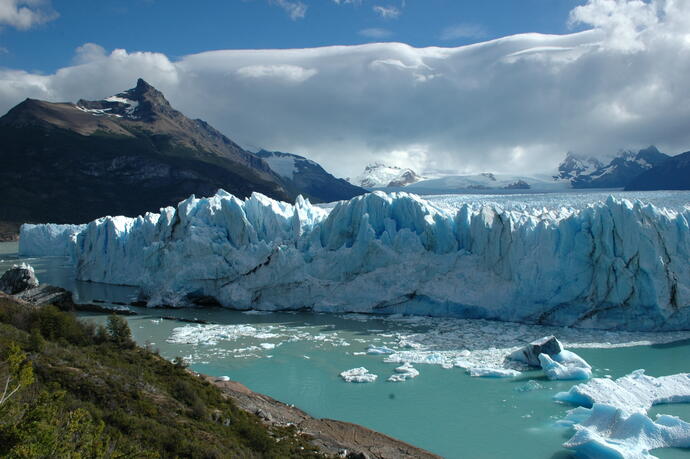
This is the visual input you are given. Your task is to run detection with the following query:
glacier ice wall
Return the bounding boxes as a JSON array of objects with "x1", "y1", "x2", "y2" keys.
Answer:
[
  {"x1": 19, "y1": 190, "x2": 690, "y2": 331},
  {"x1": 19, "y1": 223, "x2": 86, "y2": 258}
]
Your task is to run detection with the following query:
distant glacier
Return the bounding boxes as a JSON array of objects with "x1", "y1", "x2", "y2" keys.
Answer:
[{"x1": 20, "y1": 190, "x2": 690, "y2": 331}]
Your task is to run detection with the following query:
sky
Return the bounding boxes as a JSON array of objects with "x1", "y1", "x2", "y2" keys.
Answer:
[{"x1": 1, "y1": 0, "x2": 690, "y2": 178}]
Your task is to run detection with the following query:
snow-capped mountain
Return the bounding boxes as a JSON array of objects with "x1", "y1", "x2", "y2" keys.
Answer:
[
  {"x1": 626, "y1": 149, "x2": 690, "y2": 191},
  {"x1": 351, "y1": 163, "x2": 422, "y2": 188},
  {"x1": 254, "y1": 150, "x2": 366, "y2": 203},
  {"x1": 554, "y1": 152, "x2": 606, "y2": 182},
  {"x1": 555, "y1": 147, "x2": 670, "y2": 188}
]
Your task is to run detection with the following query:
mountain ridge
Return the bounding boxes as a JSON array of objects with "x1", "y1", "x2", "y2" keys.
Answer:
[
  {"x1": 255, "y1": 149, "x2": 367, "y2": 203},
  {"x1": 0, "y1": 79, "x2": 295, "y2": 225},
  {"x1": 554, "y1": 146, "x2": 670, "y2": 189}
]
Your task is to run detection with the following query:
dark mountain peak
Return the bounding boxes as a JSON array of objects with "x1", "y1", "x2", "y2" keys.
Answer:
[
  {"x1": 626, "y1": 149, "x2": 690, "y2": 191},
  {"x1": 136, "y1": 78, "x2": 154, "y2": 92},
  {"x1": 635, "y1": 145, "x2": 668, "y2": 164},
  {"x1": 639, "y1": 145, "x2": 660, "y2": 155},
  {"x1": 124, "y1": 79, "x2": 173, "y2": 114},
  {"x1": 75, "y1": 79, "x2": 175, "y2": 122},
  {"x1": 560, "y1": 145, "x2": 671, "y2": 189}
]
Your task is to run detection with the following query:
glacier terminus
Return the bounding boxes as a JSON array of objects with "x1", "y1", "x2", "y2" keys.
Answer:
[{"x1": 19, "y1": 190, "x2": 690, "y2": 332}]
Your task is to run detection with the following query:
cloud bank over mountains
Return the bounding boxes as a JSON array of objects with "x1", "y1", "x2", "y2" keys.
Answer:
[{"x1": 1, "y1": 0, "x2": 690, "y2": 178}]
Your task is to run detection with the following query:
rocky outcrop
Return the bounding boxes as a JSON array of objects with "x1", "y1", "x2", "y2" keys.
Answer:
[
  {"x1": 507, "y1": 336, "x2": 563, "y2": 366},
  {"x1": 14, "y1": 284, "x2": 76, "y2": 309},
  {"x1": 0, "y1": 264, "x2": 39, "y2": 295},
  {"x1": 0, "y1": 265, "x2": 81, "y2": 311}
]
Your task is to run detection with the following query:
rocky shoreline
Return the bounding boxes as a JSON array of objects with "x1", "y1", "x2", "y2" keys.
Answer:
[
  {"x1": 0, "y1": 264, "x2": 440, "y2": 459},
  {"x1": 204, "y1": 374, "x2": 441, "y2": 459}
]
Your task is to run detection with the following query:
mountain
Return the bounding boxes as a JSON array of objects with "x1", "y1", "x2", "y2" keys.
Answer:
[
  {"x1": 555, "y1": 147, "x2": 670, "y2": 188},
  {"x1": 625, "y1": 150, "x2": 690, "y2": 190},
  {"x1": 351, "y1": 163, "x2": 422, "y2": 188},
  {"x1": 0, "y1": 79, "x2": 292, "y2": 225},
  {"x1": 255, "y1": 150, "x2": 366, "y2": 202},
  {"x1": 554, "y1": 152, "x2": 605, "y2": 182}
]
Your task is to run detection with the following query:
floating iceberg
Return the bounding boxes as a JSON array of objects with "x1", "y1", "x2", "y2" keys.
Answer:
[
  {"x1": 340, "y1": 367, "x2": 378, "y2": 383},
  {"x1": 367, "y1": 345, "x2": 396, "y2": 355},
  {"x1": 509, "y1": 336, "x2": 592, "y2": 380},
  {"x1": 387, "y1": 362, "x2": 420, "y2": 382},
  {"x1": 562, "y1": 404, "x2": 690, "y2": 458},
  {"x1": 555, "y1": 370, "x2": 690, "y2": 413},
  {"x1": 555, "y1": 371, "x2": 690, "y2": 458},
  {"x1": 468, "y1": 367, "x2": 521, "y2": 378},
  {"x1": 19, "y1": 190, "x2": 690, "y2": 331},
  {"x1": 539, "y1": 351, "x2": 592, "y2": 381}
]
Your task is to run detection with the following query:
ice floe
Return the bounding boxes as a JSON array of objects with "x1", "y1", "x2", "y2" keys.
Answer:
[
  {"x1": 367, "y1": 345, "x2": 396, "y2": 355},
  {"x1": 340, "y1": 367, "x2": 378, "y2": 383},
  {"x1": 387, "y1": 362, "x2": 420, "y2": 382},
  {"x1": 468, "y1": 368, "x2": 521, "y2": 378},
  {"x1": 539, "y1": 352, "x2": 592, "y2": 381},
  {"x1": 161, "y1": 312, "x2": 690, "y2": 376},
  {"x1": 508, "y1": 336, "x2": 591, "y2": 380},
  {"x1": 555, "y1": 370, "x2": 690, "y2": 458}
]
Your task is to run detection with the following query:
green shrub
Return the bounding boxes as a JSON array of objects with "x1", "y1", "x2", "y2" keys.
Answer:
[
  {"x1": 105, "y1": 314, "x2": 135, "y2": 348},
  {"x1": 0, "y1": 296, "x2": 322, "y2": 458}
]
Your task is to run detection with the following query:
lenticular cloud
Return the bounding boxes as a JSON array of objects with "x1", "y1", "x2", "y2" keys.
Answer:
[{"x1": 1, "y1": 0, "x2": 690, "y2": 177}]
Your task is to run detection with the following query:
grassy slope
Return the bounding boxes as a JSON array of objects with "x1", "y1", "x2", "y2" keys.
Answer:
[{"x1": 0, "y1": 294, "x2": 324, "y2": 458}]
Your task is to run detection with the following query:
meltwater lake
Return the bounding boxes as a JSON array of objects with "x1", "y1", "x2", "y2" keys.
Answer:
[{"x1": 3, "y1": 191, "x2": 690, "y2": 458}]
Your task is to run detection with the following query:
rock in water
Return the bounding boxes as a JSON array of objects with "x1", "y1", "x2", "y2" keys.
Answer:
[
  {"x1": 508, "y1": 336, "x2": 563, "y2": 367},
  {"x1": 0, "y1": 263, "x2": 39, "y2": 295},
  {"x1": 14, "y1": 285, "x2": 75, "y2": 310}
]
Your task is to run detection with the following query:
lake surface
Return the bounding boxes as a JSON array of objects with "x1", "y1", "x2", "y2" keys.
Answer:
[{"x1": 3, "y1": 189, "x2": 690, "y2": 459}]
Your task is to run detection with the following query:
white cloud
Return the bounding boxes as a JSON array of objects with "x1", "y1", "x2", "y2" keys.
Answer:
[
  {"x1": 271, "y1": 0, "x2": 307, "y2": 20},
  {"x1": 373, "y1": 5, "x2": 400, "y2": 19},
  {"x1": 236, "y1": 64, "x2": 317, "y2": 83},
  {"x1": 73, "y1": 43, "x2": 107, "y2": 64},
  {"x1": 569, "y1": 0, "x2": 659, "y2": 51},
  {"x1": 0, "y1": 0, "x2": 57, "y2": 30},
  {"x1": 440, "y1": 23, "x2": 487, "y2": 41},
  {"x1": 359, "y1": 27, "x2": 392, "y2": 39},
  {"x1": 1, "y1": 0, "x2": 690, "y2": 179}
]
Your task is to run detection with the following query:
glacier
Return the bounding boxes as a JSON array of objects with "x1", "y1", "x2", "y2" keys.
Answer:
[
  {"x1": 19, "y1": 223, "x2": 85, "y2": 258},
  {"x1": 18, "y1": 189, "x2": 690, "y2": 331},
  {"x1": 555, "y1": 370, "x2": 690, "y2": 458}
]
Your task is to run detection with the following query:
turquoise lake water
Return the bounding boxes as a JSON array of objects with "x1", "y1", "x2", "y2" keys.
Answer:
[{"x1": 2, "y1": 240, "x2": 689, "y2": 458}]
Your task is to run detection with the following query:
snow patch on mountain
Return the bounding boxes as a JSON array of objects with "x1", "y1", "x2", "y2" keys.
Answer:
[
  {"x1": 351, "y1": 163, "x2": 422, "y2": 188},
  {"x1": 259, "y1": 153, "x2": 300, "y2": 180},
  {"x1": 555, "y1": 147, "x2": 670, "y2": 189}
]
